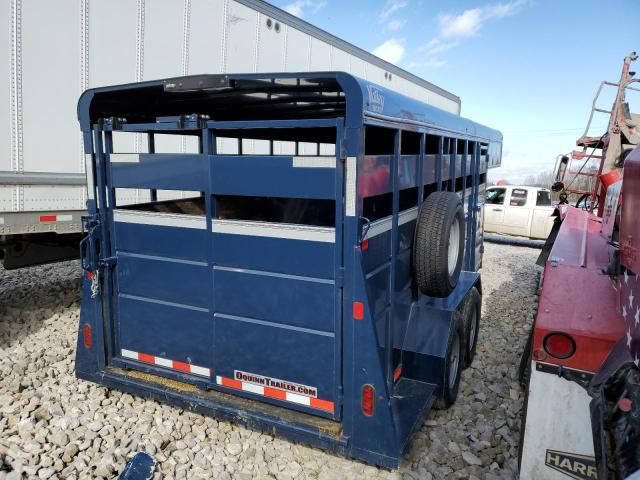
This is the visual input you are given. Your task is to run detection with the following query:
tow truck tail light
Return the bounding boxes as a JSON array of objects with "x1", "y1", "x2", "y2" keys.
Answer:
[
  {"x1": 362, "y1": 384, "x2": 375, "y2": 416},
  {"x1": 543, "y1": 332, "x2": 575, "y2": 359}
]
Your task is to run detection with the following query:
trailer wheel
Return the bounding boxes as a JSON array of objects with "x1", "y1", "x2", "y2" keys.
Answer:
[
  {"x1": 434, "y1": 315, "x2": 464, "y2": 409},
  {"x1": 462, "y1": 287, "x2": 481, "y2": 368},
  {"x1": 413, "y1": 192, "x2": 466, "y2": 298}
]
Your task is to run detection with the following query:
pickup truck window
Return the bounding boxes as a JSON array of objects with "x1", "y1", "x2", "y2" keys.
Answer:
[
  {"x1": 510, "y1": 188, "x2": 528, "y2": 207},
  {"x1": 486, "y1": 188, "x2": 506, "y2": 205},
  {"x1": 536, "y1": 190, "x2": 552, "y2": 206}
]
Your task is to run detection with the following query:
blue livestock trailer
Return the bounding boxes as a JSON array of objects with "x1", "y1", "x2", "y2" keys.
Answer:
[{"x1": 75, "y1": 72, "x2": 502, "y2": 468}]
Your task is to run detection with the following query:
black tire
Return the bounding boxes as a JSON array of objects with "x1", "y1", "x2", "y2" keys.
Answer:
[
  {"x1": 434, "y1": 315, "x2": 464, "y2": 409},
  {"x1": 413, "y1": 192, "x2": 466, "y2": 298},
  {"x1": 461, "y1": 287, "x2": 481, "y2": 369}
]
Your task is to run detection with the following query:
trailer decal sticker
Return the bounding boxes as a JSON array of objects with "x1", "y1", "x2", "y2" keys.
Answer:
[
  {"x1": 212, "y1": 219, "x2": 335, "y2": 243},
  {"x1": 113, "y1": 209, "x2": 206, "y2": 230},
  {"x1": 544, "y1": 449, "x2": 597, "y2": 479},
  {"x1": 216, "y1": 373, "x2": 334, "y2": 413},
  {"x1": 121, "y1": 349, "x2": 210, "y2": 377},
  {"x1": 292, "y1": 157, "x2": 336, "y2": 168}
]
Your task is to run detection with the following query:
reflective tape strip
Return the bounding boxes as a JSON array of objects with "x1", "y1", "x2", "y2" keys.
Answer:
[
  {"x1": 85, "y1": 153, "x2": 94, "y2": 200},
  {"x1": 39, "y1": 214, "x2": 73, "y2": 223},
  {"x1": 292, "y1": 156, "x2": 336, "y2": 168},
  {"x1": 110, "y1": 153, "x2": 140, "y2": 163},
  {"x1": 364, "y1": 206, "x2": 419, "y2": 240},
  {"x1": 345, "y1": 156, "x2": 356, "y2": 217},
  {"x1": 121, "y1": 349, "x2": 210, "y2": 377},
  {"x1": 213, "y1": 219, "x2": 335, "y2": 243},
  {"x1": 113, "y1": 209, "x2": 206, "y2": 230},
  {"x1": 215, "y1": 375, "x2": 334, "y2": 413}
]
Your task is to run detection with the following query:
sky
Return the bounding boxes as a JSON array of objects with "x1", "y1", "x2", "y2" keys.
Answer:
[{"x1": 269, "y1": 0, "x2": 639, "y2": 183}]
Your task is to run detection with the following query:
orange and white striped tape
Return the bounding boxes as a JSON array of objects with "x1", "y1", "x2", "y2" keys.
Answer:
[
  {"x1": 121, "y1": 349, "x2": 210, "y2": 377},
  {"x1": 216, "y1": 375, "x2": 334, "y2": 414}
]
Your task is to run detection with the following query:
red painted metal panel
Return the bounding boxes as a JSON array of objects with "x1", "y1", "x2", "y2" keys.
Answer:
[{"x1": 533, "y1": 207, "x2": 625, "y2": 373}]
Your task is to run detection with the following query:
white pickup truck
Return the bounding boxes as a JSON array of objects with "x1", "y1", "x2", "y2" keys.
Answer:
[{"x1": 484, "y1": 185, "x2": 555, "y2": 239}]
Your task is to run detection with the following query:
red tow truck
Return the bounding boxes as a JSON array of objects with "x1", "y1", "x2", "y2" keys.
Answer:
[{"x1": 519, "y1": 52, "x2": 640, "y2": 479}]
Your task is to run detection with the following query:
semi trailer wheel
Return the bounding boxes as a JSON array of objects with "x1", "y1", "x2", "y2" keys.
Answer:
[
  {"x1": 462, "y1": 287, "x2": 481, "y2": 368},
  {"x1": 413, "y1": 191, "x2": 466, "y2": 298},
  {"x1": 434, "y1": 315, "x2": 464, "y2": 409}
]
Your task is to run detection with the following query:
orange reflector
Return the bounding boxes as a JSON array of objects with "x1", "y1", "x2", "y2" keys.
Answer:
[
  {"x1": 362, "y1": 384, "x2": 375, "y2": 416},
  {"x1": 361, "y1": 239, "x2": 369, "y2": 251},
  {"x1": 393, "y1": 365, "x2": 402, "y2": 382},
  {"x1": 353, "y1": 302, "x2": 364, "y2": 320},
  {"x1": 83, "y1": 324, "x2": 92, "y2": 348}
]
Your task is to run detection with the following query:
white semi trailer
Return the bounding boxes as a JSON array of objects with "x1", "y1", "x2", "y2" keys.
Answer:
[{"x1": 1, "y1": 0, "x2": 461, "y2": 269}]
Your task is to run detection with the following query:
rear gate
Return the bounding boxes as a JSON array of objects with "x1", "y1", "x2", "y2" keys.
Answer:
[{"x1": 106, "y1": 147, "x2": 344, "y2": 420}]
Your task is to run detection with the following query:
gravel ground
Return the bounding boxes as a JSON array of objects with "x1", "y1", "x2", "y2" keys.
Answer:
[{"x1": 0, "y1": 243, "x2": 541, "y2": 480}]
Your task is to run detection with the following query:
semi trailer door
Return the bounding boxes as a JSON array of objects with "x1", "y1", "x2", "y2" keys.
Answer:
[{"x1": 102, "y1": 143, "x2": 344, "y2": 420}]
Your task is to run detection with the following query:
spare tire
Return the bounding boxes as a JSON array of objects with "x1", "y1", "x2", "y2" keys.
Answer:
[{"x1": 413, "y1": 191, "x2": 465, "y2": 298}]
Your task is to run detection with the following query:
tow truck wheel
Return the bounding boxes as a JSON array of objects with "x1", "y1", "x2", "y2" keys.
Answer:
[
  {"x1": 413, "y1": 192, "x2": 466, "y2": 298},
  {"x1": 462, "y1": 287, "x2": 481, "y2": 368},
  {"x1": 434, "y1": 315, "x2": 464, "y2": 409}
]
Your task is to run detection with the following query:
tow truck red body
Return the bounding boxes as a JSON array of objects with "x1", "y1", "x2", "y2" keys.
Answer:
[{"x1": 519, "y1": 53, "x2": 640, "y2": 480}]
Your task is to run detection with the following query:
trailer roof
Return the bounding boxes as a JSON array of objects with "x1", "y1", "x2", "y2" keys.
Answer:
[{"x1": 78, "y1": 72, "x2": 501, "y2": 143}]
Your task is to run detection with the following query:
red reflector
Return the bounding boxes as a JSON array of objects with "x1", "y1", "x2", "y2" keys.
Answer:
[
  {"x1": 618, "y1": 398, "x2": 633, "y2": 413},
  {"x1": 393, "y1": 365, "x2": 402, "y2": 382},
  {"x1": 39, "y1": 215, "x2": 56, "y2": 222},
  {"x1": 362, "y1": 384, "x2": 375, "y2": 416},
  {"x1": 87, "y1": 271, "x2": 94, "y2": 281},
  {"x1": 353, "y1": 302, "x2": 364, "y2": 320},
  {"x1": 83, "y1": 324, "x2": 92, "y2": 348},
  {"x1": 543, "y1": 332, "x2": 576, "y2": 359},
  {"x1": 361, "y1": 239, "x2": 369, "y2": 251}
]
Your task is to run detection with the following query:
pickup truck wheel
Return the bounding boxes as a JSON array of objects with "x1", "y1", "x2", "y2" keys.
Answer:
[
  {"x1": 434, "y1": 315, "x2": 464, "y2": 409},
  {"x1": 462, "y1": 287, "x2": 481, "y2": 368},
  {"x1": 413, "y1": 192, "x2": 466, "y2": 298}
]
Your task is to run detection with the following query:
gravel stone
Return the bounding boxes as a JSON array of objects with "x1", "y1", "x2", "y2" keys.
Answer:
[{"x1": 0, "y1": 243, "x2": 539, "y2": 478}]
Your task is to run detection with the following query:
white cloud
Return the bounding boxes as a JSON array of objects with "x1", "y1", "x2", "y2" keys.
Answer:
[
  {"x1": 438, "y1": 0, "x2": 526, "y2": 39},
  {"x1": 387, "y1": 19, "x2": 406, "y2": 32},
  {"x1": 414, "y1": 0, "x2": 526, "y2": 69},
  {"x1": 372, "y1": 38, "x2": 406, "y2": 64},
  {"x1": 420, "y1": 38, "x2": 458, "y2": 56},
  {"x1": 379, "y1": 0, "x2": 408, "y2": 22},
  {"x1": 283, "y1": 0, "x2": 326, "y2": 18}
]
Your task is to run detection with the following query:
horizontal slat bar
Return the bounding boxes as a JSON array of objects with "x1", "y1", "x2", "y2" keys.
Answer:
[
  {"x1": 213, "y1": 219, "x2": 335, "y2": 243},
  {"x1": 0, "y1": 171, "x2": 86, "y2": 185}
]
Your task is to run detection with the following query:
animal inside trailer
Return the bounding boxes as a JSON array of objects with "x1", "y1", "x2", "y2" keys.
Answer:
[{"x1": 75, "y1": 72, "x2": 502, "y2": 467}]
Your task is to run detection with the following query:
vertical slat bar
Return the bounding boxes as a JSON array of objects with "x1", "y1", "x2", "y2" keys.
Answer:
[
  {"x1": 333, "y1": 120, "x2": 345, "y2": 412},
  {"x1": 436, "y1": 135, "x2": 443, "y2": 191},
  {"x1": 386, "y1": 128, "x2": 401, "y2": 394},
  {"x1": 149, "y1": 133, "x2": 157, "y2": 202},
  {"x1": 417, "y1": 133, "x2": 425, "y2": 205},
  {"x1": 204, "y1": 126, "x2": 217, "y2": 386}
]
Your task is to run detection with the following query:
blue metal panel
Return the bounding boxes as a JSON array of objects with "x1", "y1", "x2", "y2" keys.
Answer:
[
  {"x1": 117, "y1": 295, "x2": 211, "y2": 369},
  {"x1": 213, "y1": 313, "x2": 338, "y2": 417},
  {"x1": 114, "y1": 223, "x2": 208, "y2": 261},
  {"x1": 117, "y1": 253, "x2": 209, "y2": 309},
  {"x1": 213, "y1": 267, "x2": 335, "y2": 333},
  {"x1": 110, "y1": 154, "x2": 208, "y2": 192},
  {"x1": 211, "y1": 155, "x2": 335, "y2": 199},
  {"x1": 212, "y1": 233, "x2": 335, "y2": 279}
]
